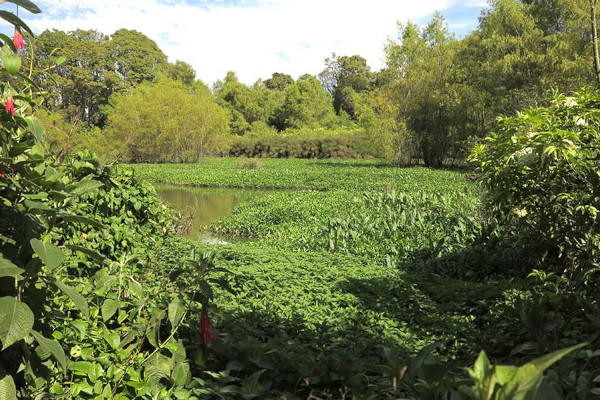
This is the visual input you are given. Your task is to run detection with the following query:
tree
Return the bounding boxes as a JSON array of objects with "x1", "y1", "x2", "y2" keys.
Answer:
[
  {"x1": 319, "y1": 54, "x2": 373, "y2": 118},
  {"x1": 107, "y1": 29, "x2": 168, "y2": 85},
  {"x1": 102, "y1": 78, "x2": 230, "y2": 162},
  {"x1": 167, "y1": 60, "x2": 197, "y2": 85},
  {"x1": 276, "y1": 74, "x2": 338, "y2": 130},
  {"x1": 384, "y1": 14, "x2": 465, "y2": 167},
  {"x1": 264, "y1": 72, "x2": 294, "y2": 91}
]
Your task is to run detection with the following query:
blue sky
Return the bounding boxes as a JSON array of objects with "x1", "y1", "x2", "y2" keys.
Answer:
[{"x1": 5, "y1": 0, "x2": 487, "y2": 85}]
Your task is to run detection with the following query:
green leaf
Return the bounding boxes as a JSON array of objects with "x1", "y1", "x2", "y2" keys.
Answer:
[
  {"x1": 498, "y1": 343, "x2": 587, "y2": 399},
  {"x1": 171, "y1": 363, "x2": 191, "y2": 386},
  {"x1": 3, "y1": 0, "x2": 42, "y2": 14},
  {"x1": 101, "y1": 299, "x2": 119, "y2": 322},
  {"x1": 0, "y1": 33, "x2": 17, "y2": 53},
  {"x1": 0, "y1": 297, "x2": 34, "y2": 350},
  {"x1": 70, "y1": 361, "x2": 94, "y2": 376},
  {"x1": 67, "y1": 179, "x2": 103, "y2": 196},
  {"x1": 31, "y1": 330, "x2": 67, "y2": 371},
  {"x1": 103, "y1": 331, "x2": 120, "y2": 350},
  {"x1": 30, "y1": 239, "x2": 64, "y2": 270},
  {"x1": 145, "y1": 353, "x2": 172, "y2": 381},
  {"x1": 55, "y1": 56, "x2": 67, "y2": 66},
  {"x1": 60, "y1": 214, "x2": 106, "y2": 229},
  {"x1": 198, "y1": 280, "x2": 214, "y2": 301},
  {"x1": 0, "y1": 257, "x2": 24, "y2": 279},
  {"x1": 65, "y1": 245, "x2": 105, "y2": 262},
  {"x1": 25, "y1": 116, "x2": 44, "y2": 142},
  {"x1": 53, "y1": 280, "x2": 90, "y2": 318},
  {"x1": 168, "y1": 298, "x2": 186, "y2": 327},
  {"x1": 1, "y1": 54, "x2": 20, "y2": 74},
  {"x1": 0, "y1": 372, "x2": 16, "y2": 400},
  {"x1": 0, "y1": 11, "x2": 34, "y2": 35}
]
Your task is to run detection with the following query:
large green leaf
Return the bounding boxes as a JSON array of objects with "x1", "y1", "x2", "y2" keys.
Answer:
[
  {"x1": 0, "y1": 256, "x2": 24, "y2": 279},
  {"x1": 67, "y1": 179, "x2": 103, "y2": 196},
  {"x1": 3, "y1": 0, "x2": 42, "y2": 14},
  {"x1": 171, "y1": 362, "x2": 191, "y2": 386},
  {"x1": 65, "y1": 244, "x2": 105, "y2": 262},
  {"x1": 0, "y1": 11, "x2": 33, "y2": 35},
  {"x1": 60, "y1": 214, "x2": 106, "y2": 229},
  {"x1": 0, "y1": 297, "x2": 34, "y2": 350},
  {"x1": 0, "y1": 33, "x2": 17, "y2": 53},
  {"x1": 0, "y1": 372, "x2": 16, "y2": 400},
  {"x1": 144, "y1": 353, "x2": 172, "y2": 381},
  {"x1": 168, "y1": 298, "x2": 186, "y2": 327},
  {"x1": 31, "y1": 330, "x2": 67, "y2": 371},
  {"x1": 497, "y1": 343, "x2": 587, "y2": 400},
  {"x1": 30, "y1": 239, "x2": 64, "y2": 270},
  {"x1": 24, "y1": 116, "x2": 44, "y2": 141},
  {"x1": 53, "y1": 280, "x2": 90, "y2": 318},
  {"x1": 101, "y1": 299, "x2": 119, "y2": 322},
  {"x1": 1, "y1": 54, "x2": 20, "y2": 74}
]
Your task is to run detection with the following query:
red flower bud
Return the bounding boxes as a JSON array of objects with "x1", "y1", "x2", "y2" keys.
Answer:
[
  {"x1": 199, "y1": 312, "x2": 214, "y2": 343},
  {"x1": 5, "y1": 96, "x2": 14, "y2": 118},
  {"x1": 13, "y1": 28, "x2": 24, "y2": 50}
]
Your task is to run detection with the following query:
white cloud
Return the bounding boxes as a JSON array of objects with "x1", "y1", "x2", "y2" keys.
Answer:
[{"x1": 18, "y1": 0, "x2": 478, "y2": 85}]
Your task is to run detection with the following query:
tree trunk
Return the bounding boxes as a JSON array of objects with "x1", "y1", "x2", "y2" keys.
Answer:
[{"x1": 591, "y1": 0, "x2": 600, "y2": 84}]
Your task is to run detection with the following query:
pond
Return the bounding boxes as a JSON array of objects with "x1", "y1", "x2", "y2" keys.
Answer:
[{"x1": 153, "y1": 184, "x2": 258, "y2": 243}]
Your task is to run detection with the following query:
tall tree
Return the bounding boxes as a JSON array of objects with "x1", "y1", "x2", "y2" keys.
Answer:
[
  {"x1": 107, "y1": 29, "x2": 168, "y2": 85},
  {"x1": 319, "y1": 54, "x2": 373, "y2": 118}
]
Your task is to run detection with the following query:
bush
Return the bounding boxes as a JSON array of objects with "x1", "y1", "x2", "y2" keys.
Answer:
[
  {"x1": 236, "y1": 157, "x2": 262, "y2": 170},
  {"x1": 471, "y1": 89, "x2": 600, "y2": 283},
  {"x1": 228, "y1": 131, "x2": 382, "y2": 159}
]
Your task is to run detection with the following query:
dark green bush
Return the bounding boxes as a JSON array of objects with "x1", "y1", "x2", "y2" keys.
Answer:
[
  {"x1": 228, "y1": 131, "x2": 380, "y2": 159},
  {"x1": 471, "y1": 89, "x2": 600, "y2": 284}
]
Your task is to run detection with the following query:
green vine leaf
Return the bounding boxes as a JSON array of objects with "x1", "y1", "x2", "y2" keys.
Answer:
[
  {"x1": 53, "y1": 280, "x2": 90, "y2": 319},
  {"x1": 3, "y1": 0, "x2": 42, "y2": 14},
  {"x1": 0, "y1": 296, "x2": 34, "y2": 350},
  {"x1": 168, "y1": 298, "x2": 186, "y2": 327},
  {"x1": 31, "y1": 330, "x2": 67, "y2": 372},
  {"x1": 30, "y1": 239, "x2": 64, "y2": 270},
  {"x1": 0, "y1": 372, "x2": 16, "y2": 400},
  {"x1": 0, "y1": 256, "x2": 24, "y2": 279}
]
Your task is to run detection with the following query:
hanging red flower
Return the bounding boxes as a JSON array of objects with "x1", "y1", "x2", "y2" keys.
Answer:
[
  {"x1": 5, "y1": 96, "x2": 15, "y2": 117},
  {"x1": 13, "y1": 28, "x2": 25, "y2": 50},
  {"x1": 199, "y1": 311, "x2": 214, "y2": 343}
]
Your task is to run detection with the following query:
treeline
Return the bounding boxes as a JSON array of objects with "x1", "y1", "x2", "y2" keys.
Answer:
[{"x1": 33, "y1": 0, "x2": 596, "y2": 165}]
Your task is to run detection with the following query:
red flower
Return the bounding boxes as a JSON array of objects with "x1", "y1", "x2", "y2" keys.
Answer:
[
  {"x1": 5, "y1": 96, "x2": 14, "y2": 118},
  {"x1": 13, "y1": 28, "x2": 24, "y2": 50},
  {"x1": 199, "y1": 312, "x2": 214, "y2": 343}
]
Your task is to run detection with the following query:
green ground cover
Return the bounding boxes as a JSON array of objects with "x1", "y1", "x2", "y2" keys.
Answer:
[
  {"x1": 127, "y1": 158, "x2": 475, "y2": 191},
  {"x1": 137, "y1": 159, "x2": 562, "y2": 398}
]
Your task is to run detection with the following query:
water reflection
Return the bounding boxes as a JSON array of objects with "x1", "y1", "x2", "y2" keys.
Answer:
[{"x1": 153, "y1": 185, "x2": 254, "y2": 243}]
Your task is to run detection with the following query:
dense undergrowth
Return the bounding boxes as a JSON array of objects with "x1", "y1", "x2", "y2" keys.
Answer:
[
  {"x1": 143, "y1": 156, "x2": 600, "y2": 398},
  {"x1": 3, "y1": 2, "x2": 600, "y2": 396}
]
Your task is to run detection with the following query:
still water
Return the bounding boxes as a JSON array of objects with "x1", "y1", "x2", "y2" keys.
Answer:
[{"x1": 153, "y1": 184, "x2": 255, "y2": 243}]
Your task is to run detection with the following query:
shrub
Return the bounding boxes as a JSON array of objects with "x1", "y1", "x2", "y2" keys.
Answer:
[
  {"x1": 236, "y1": 157, "x2": 262, "y2": 170},
  {"x1": 228, "y1": 131, "x2": 382, "y2": 159},
  {"x1": 471, "y1": 89, "x2": 600, "y2": 283}
]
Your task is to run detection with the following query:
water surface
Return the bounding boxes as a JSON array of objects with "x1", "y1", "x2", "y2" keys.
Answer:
[{"x1": 154, "y1": 184, "x2": 255, "y2": 243}]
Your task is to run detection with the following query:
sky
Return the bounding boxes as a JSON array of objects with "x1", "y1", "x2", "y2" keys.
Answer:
[{"x1": 6, "y1": 0, "x2": 487, "y2": 85}]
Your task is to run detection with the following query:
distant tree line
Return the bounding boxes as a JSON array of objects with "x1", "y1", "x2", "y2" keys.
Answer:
[{"x1": 31, "y1": 0, "x2": 598, "y2": 166}]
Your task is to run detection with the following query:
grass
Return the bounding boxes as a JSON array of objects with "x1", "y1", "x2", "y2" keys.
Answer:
[
  {"x1": 141, "y1": 158, "x2": 530, "y2": 397},
  {"x1": 127, "y1": 158, "x2": 475, "y2": 191}
]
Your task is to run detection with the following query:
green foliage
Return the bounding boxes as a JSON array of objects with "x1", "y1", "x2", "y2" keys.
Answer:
[
  {"x1": 127, "y1": 158, "x2": 473, "y2": 190},
  {"x1": 100, "y1": 78, "x2": 230, "y2": 162},
  {"x1": 228, "y1": 130, "x2": 382, "y2": 159},
  {"x1": 471, "y1": 89, "x2": 600, "y2": 283}
]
